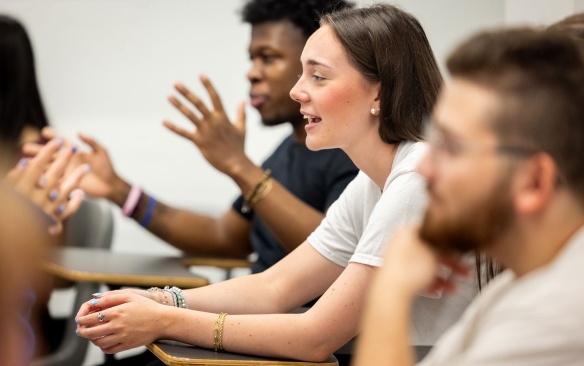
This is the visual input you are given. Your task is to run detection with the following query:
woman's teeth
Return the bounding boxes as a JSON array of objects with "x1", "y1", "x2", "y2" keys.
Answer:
[{"x1": 303, "y1": 115, "x2": 322, "y2": 123}]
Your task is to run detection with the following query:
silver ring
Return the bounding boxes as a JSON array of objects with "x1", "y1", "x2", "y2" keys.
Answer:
[{"x1": 97, "y1": 311, "x2": 105, "y2": 322}]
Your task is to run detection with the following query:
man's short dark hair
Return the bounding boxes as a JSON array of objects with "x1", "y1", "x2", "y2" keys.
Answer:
[
  {"x1": 549, "y1": 13, "x2": 584, "y2": 45},
  {"x1": 447, "y1": 28, "x2": 584, "y2": 205},
  {"x1": 241, "y1": 0, "x2": 354, "y2": 39}
]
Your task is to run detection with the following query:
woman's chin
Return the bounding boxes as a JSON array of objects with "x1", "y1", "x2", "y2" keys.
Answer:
[{"x1": 306, "y1": 138, "x2": 324, "y2": 151}]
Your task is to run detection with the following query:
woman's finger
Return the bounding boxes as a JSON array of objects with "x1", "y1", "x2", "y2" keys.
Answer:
[
  {"x1": 43, "y1": 143, "x2": 77, "y2": 189},
  {"x1": 20, "y1": 137, "x2": 64, "y2": 190}
]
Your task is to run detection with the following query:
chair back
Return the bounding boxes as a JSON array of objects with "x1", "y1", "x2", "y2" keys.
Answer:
[
  {"x1": 65, "y1": 197, "x2": 114, "y2": 250},
  {"x1": 31, "y1": 198, "x2": 114, "y2": 366}
]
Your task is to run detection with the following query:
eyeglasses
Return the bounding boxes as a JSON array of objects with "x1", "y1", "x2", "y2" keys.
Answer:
[{"x1": 423, "y1": 121, "x2": 538, "y2": 162}]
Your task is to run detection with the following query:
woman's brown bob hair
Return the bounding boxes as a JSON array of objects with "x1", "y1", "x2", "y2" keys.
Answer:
[{"x1": 321, "y1": 4, "x2": 442, "y2": 143}]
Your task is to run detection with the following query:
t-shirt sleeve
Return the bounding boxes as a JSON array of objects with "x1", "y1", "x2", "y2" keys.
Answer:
[
  {"x1": 308, "y1": 171, "x2": 427, "y2": 268},
  {"x1": 350, "y1": 172, "x2": 428, "y2": 267}
]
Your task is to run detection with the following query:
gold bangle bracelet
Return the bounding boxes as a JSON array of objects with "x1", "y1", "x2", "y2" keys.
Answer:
[{"x1": 214, "y1": 312, "x2": 228, "y2": 351}]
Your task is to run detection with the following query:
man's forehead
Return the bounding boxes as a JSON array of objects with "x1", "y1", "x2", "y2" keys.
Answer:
[{"x1": 433, "y1": 78, "x2": 501, "y2": 138}]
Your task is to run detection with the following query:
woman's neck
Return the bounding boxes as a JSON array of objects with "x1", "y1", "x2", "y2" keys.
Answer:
[{"x1": 345, "y1": 136, "x2": 399, "y2": 190}]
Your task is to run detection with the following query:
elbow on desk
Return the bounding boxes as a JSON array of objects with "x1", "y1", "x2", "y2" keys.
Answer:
[{"x1": 288, "y1": 329, "x2": 348, "y2": 363}]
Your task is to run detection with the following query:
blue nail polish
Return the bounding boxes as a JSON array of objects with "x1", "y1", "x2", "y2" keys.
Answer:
[
  {"x1": 92, "y1": 293, "x2": 103, "y2": 297},
  {"x1": 72, "y1": 145, "x2": 78, "y2": 153},
  {"x1": 55, "y1": 204, "x2": 66, "y2": 216},
  {"x1": 38, "y1": 176, "x2": 47, "y2": 188},
  {"x1": 75, "y1": 317, "x2": 78, "y2": 323},
  {"x1": 75, "y1": 329, "x2": 79, "y2": 336},
  {"x1": 49, "y1": 189, "x2": 58, "y2": 201},
  {"x1": 89, "y1": 299, "x2": 100, "y2": 305},
  {"x1": 18, "y1": 158, "x2": 28, "y2": 168}
]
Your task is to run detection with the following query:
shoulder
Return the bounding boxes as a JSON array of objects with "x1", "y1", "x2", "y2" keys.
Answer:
[{"x1": 393, "y1": 141, "x2": 428, "y2": 172}]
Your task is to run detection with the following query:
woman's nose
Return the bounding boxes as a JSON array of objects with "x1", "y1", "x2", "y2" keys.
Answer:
[{"x1": 289, "y1": 77, "x2": 308, "y2": 103}]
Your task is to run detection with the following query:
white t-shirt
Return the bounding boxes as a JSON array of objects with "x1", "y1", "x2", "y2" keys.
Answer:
[
  {"x1": 308, "y1": 141, "x2": 477, "y2": 345},
  {"x1": 419, "y1": 226, "x2": 584, "y2": 365}
]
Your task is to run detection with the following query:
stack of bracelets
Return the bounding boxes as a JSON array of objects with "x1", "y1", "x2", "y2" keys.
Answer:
[
  {"x1": 241, "y1": 169, "x2": 273, "y2": 214},
  {"x1": 122, "y1": 185, "x2": 157, "y2": 228},
  {"x1": 147, "y1": 286, "x2": 187, "y2": 309},
  {"x1": 214, "y1": 312, "x2": 228, "y2": 352},
  {"x1": 148, "y1": 287, "x2": 228, "y2": 352}
]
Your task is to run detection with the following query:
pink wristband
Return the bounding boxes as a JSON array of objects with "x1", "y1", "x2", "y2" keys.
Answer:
[{"x1": 122, "y1": 185, "x2": 142, "y2": 217}]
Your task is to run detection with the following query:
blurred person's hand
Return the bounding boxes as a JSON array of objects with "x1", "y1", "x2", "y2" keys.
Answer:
[
  {"x1": 372, "y1": 226, "x2": 470, "y2": 300},
  {"x1": 23, "y1": 127, "x2": 121, "y2": 202},
  {"x1": 5, "y1": 136, "x2": 88, "y2": 235}
]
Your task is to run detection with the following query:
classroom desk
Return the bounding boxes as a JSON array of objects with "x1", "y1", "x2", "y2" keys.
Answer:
[
  {"x1": 147, "y1": 341, "x2": 339, "y2": 366},
  {"x1": 42, "y1": 247, "x2": 209, "y2": 288},
  {"x1": 181, "y1": 256, "x2": 252, "y2": 281}
]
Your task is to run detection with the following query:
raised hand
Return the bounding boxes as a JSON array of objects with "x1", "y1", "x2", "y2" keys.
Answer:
[
  {"x1": 164, "y1": 74, "x2": 250, "y2": 176},
  {"x1": 4, "y1": 137, "x2": 89, "y2": 235}
]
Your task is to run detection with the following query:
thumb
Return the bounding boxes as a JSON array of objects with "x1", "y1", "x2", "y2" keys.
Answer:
[{"x1": 234, "y1": 100, "x2": 246, "y2": 135}]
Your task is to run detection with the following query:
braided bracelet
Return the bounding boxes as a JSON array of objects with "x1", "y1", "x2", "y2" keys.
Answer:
[
  {"x1": 214, "y1": 312, "x2": 228, "y2": 351},
  {"x1": 241, "y1": 169, "x2": 273, "y2": 213}
]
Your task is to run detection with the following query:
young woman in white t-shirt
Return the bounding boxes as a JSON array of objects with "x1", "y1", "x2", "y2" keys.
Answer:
[{"x1": 75, "y1": 4, "x2": 474, "y2": 362}]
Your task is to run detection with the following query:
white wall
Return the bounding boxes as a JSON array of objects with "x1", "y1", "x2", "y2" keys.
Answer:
[
  {"x1": 505, "y1": 0, "x2": 578, "y2": 25},
  {"x1": 3, "y1": 0, "x2": 575, "y2": 259},
  {"x1": 0, "y1": 0, "x2": 511, "y2": 256}
]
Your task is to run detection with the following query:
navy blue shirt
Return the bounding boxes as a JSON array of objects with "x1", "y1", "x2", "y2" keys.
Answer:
[{"x1": 233, "y1": 135, "x2": 358, "y2": 273}]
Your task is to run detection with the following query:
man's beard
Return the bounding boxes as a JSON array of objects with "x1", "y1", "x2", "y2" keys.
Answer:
[
  {"x1": 420, "y1": 174, "x2": 515, "y2": 255},
  {"x1": 260, "y1": 116, "x2": 289, "y2": 127}
]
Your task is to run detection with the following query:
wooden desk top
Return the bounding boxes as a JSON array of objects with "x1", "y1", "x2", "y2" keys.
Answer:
[
  {"x1": 147, "y1": 341, "x2": 338, "y2": 366},
  {"x1": 43, "y1": 247, "x2": 209, "y2": 288},
  {"x1": 180, "y1": 256, "x2": 251, "y2": 269}
]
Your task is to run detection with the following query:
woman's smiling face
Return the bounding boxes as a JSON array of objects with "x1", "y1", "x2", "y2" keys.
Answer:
[{"x1": 289, "y1": 25, "x2": 380, "y2": 152}]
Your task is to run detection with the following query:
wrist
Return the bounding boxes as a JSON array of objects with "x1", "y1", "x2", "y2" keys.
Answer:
[
  {"x1": 229, "y1": 162, "x2": 265, "y2": 195},
  {"x1": 108, "y1": 176, "x2": 131, "y2": 207}
]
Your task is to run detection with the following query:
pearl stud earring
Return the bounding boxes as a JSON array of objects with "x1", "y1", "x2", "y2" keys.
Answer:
[{"x1": 370, "y1": 108, "x2": 380, "y2": 116}]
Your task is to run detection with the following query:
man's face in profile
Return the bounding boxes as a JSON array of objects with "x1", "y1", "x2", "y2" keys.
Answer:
[
  {"x1": 418, "y1": 78, "x2": 516, "y2": 254},
  {"x1": 247, "y1": 20, "x2": 306, "y2": 126}
]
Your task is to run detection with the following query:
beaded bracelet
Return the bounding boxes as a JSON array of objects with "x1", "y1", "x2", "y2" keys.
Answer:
[
  {"x1": 147, "y1": 287, "x2": 168, "y2": 305},
  {"x1": 148, "y1": 286, "x2": 187, "y2": 308},
  {"x1": 164, "y1": 286, "x2": 187, "y2": 308}
]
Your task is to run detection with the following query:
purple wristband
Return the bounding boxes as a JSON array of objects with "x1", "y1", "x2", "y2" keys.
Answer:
[{"x1": 122, "y1": 185, "x2": 142, "y2": 217}]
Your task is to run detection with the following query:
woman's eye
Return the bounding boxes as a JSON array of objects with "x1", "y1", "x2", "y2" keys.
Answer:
[{"x1": 312, "y1": 74, "x2": 325, "y2": 81}]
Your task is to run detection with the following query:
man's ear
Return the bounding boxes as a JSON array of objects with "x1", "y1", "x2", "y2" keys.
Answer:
[{"x1": 513, "y1": 153, "x2": 558, "y2": 215}]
